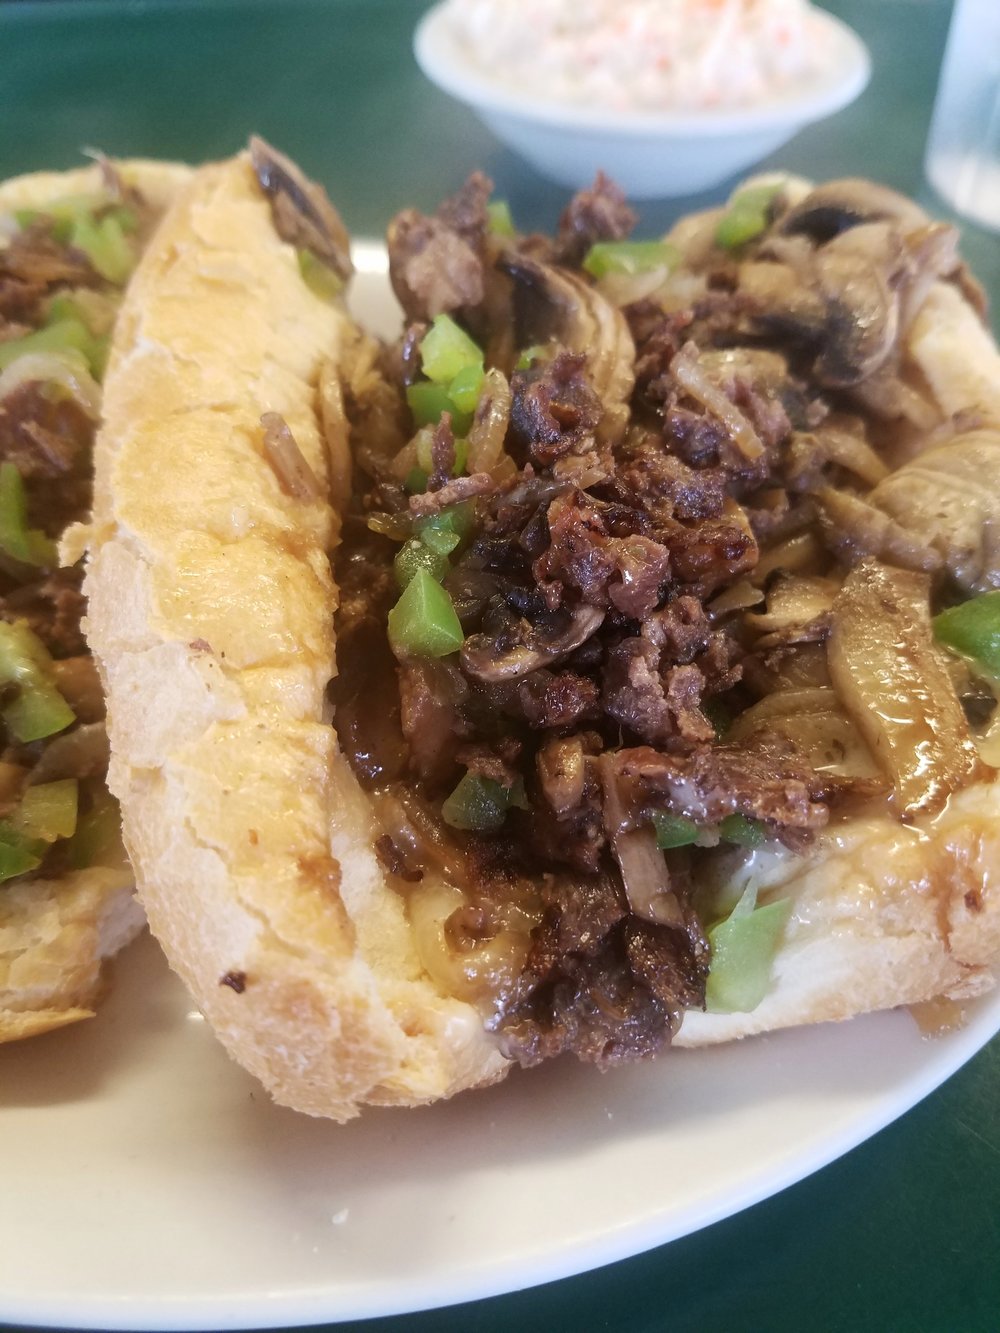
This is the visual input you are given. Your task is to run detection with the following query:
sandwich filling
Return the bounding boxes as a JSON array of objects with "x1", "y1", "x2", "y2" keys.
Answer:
[
  {"x1": 0, "y1": 164, "x2": 153, "y2": 890},
  {"x1": 324, "y1": 172, "x2": 999, "y2": 1066}
]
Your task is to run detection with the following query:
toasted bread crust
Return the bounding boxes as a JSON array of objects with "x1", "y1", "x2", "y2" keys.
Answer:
[
  {"x1": 88, "y1": 162, "x2": 1000, "y2": 1115},
  {"x1": 87, "y1": 155, "x2": 506, "y2": 1119},
  {"x1": 0, "y1": 159, "x2": 190, "y2": 1044}
]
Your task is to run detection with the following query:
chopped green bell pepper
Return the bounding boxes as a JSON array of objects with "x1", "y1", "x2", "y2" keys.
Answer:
[
  {"x1": 66, "y1": 212, "x2": 135, "y2": 284},
  {"x1": 582, "y1": 239, "x2": 679, "y2": 280},
  {"x1": 15, "y1": 779, "x2": 79, "y2": 842},
  {"x1": 447, "y1": 362, "x2": 485, "y2": 415},
  {"x1": 404, "y1": 466, "x2": 429, "y2": 494},
  {"x1": 415, "y1": 503, "x2": 475, "y2": 554},
  {"x1": 715, "y1": 183, "x2": 783, "y2": 250},
  {"x1": 442, "y1": 773, "x2": 512, "y2": 832},
  {"x1": 651, "y1": 811, "x2": 700, "y2": 849},
  {"x1": 719, "y1": 813, "x2": 767, "y2": 848},
  {"x1": 0, "y1": 826, "x2": 44, "y2": 883},
  {"x1": 406, "y1": 381, "x2": 453, "y2": 429},
  {"x1": 0, "y1": 621, "x2": 75, "y2": 742},
  {"x1": 419, "y1": 315, "x2": 484, "y2": 385},
  {"x1": 487, "y1": 199, "x2": 515, "y2": 238},
  {"x1": 0, "y1": 317, "x2": 99, "y2": 375},
  {"x1": 394, "y1": 538, "x2": 450, "y2": 591},
  {"x1": 934, "y1": 591, "x2": 1000, "y2": 679},
  {"x1": 387, "y1": 568, "x2": 464, "y2": 659},
  {"x1": 67, "y1": 790, "x2": 122, "y2": 871},
  {"x1": 706, "y1": 883, "x2": 792, "y2": 1013},
  {"x1": 515, "y1": 344, "x2": 548, "y2": 371},
  {"x1": 297, "y1": 248, "x2": 343, "y2": 302},
  {"x1": 0, "y1": 463, "x2": 58, "y2": 568}
]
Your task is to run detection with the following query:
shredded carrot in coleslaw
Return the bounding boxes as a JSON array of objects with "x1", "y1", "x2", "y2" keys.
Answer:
[{"x1": 442, "y1": 0, "x2": 825, "y2": 113}]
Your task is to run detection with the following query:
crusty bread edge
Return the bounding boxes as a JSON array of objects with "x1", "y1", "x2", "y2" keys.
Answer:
[
  {"x1": 86, "y1": 154, "x2": 507, "y2": 1120},
  {"x1": 0, "y1": 158, "x2": 191, "y2": 1043}
]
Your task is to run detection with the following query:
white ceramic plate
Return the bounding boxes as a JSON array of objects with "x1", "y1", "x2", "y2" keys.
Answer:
[{"x1": 1, "y1": 252, "x2": 997, "y2": 1332}]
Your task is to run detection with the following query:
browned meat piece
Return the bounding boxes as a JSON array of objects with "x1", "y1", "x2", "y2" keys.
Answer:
[
  {"x1": 640, "y1": 595, "x2": 711, "y2": 660},
  {"x1": 662, "y1": 502, "x2": 758, "y2": 597},
  {"x1": 408, "y1": 471, "x2": 496, "y2": 516},
  {"x1": 1, "y1": 566, "x2": 87, "y2": 659},
  {"x1": 517, "y1": 668, "x2": 600, "y2": 729},
  {"x1": 605, "y1": 535, "x2": 673, "y2": 619},
  {"x1": 0, "y1": 222, "x2": 96, "y2": 322},
  {"x1": 436, "y1": 171, "x2": 493, "y2": 246},
  {"x1": 693, "y1": 630, "x2": 743, "y2": 696},
  {"x1": 620, "y1": 439, "x2": 726, "y2": 524},
  {"x1": 454, "y1": 740, "x2": 522, "y2": 789},
  {"x1": 0, "y1": 381, "x2": 92, "y2": 477},
  {"x1": 553, "y1": 171, "x2": 638, "y2": 268},
  {"x1": 427, "y1": 413, "x2": 457, "y2": 492},
  {"x1": 603, "y1": 639, "x2": 713, "y2": 748},
  {"x1": 386, "y1": 174, "x2": 493, "y2": 323},
  {"x1": 533, "y1": 491, "x2": 671, "y2": 618},
  {"x1": 388, "y1": 211, "x2": 485, "y2": 322},
  {"x1": 618, "y1": 738, "x2": 844, "y2": 829},
  {"x1": 398, "y1": 659, "x2": 469, "y2": 786},
  {"x1": 494, "y1": 871, "x2": 705, "y2": 1065},
  {"x1": 661, "y1": 404, "x2": 732, "y2": 470},
  {"x1": 509, "y1": 352, "x2": 602, "y2": 467},
  {"x1": 624, "y1": 916, "x2": 709, "y2": 1011}
]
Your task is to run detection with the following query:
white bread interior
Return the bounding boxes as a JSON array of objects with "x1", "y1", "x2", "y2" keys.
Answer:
[
  {"x1": 87, "y1": 159, "x2": 1000, "y2": 1113},
  {"x1": 0, "y1": 159, "x2": 191, "y2": 1043},
  {"x1": 86, "y1": 154, "x2": 507, "y2": 1120}
]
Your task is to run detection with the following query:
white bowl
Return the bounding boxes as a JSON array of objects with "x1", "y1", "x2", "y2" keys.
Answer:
[{"x1": 414, "y1": 5, "x2": 871, "y2": 199}]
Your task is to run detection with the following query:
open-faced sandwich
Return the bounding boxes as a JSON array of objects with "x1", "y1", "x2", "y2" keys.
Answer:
[
  {"x1": 0, "y1": 157, "x2": 190, "y2": 1041},
  {"x1": 85, "y1": 144, "x2": 1000, "y2": 1118}
]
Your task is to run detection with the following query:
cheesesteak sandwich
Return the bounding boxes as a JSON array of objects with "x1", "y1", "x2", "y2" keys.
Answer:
[
  {"x1": 0, "y1": 157, "x2": 190, "y2": 1041},
  {"x1": 87, "y1": 147, "x2": 1000, "y2": 1118}
]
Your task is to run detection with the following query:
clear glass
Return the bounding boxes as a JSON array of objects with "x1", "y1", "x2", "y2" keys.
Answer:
[{"x1": 925, "y1": 0, "x2": 1000, "y2": 232}]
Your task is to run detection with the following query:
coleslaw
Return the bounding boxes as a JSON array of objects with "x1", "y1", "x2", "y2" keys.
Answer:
[{"x1": 439, "y1": 0, "x2": 827, "y2": 113}]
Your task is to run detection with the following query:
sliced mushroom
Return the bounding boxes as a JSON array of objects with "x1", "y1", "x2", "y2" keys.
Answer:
[
  {"x1": 499, "y1": 253, "x2": 635, "y2": 430},
  {"x1": 869, "y1": 427, "x2": 1000, "y2": 593},
  {"x1": 817, "y1": 485, "x2": 943, "y2": 577},
  {"x1": 743, "y1": 573, "x2": 840, "y2": 643},
  {"x1": 827, "y1": 560, "x2": 985, "y2": 818},
  {"x1": 460, "y1": 602, "x2": 604, "y2": 683},
  {"x1": 778, "y1": 178, "x2": 928, "y2": 243},
  {"x1": 785, "y1": 422, "x2": 890, "y2": 491},
  {"x1": 737, "y1": 259, "x2": 828, "y2": 343},
  {"x1": 28, "y1": 722, "x2": 110, "y2": 784},
  {"x1": 812, "y1": 237, "x2": 899, "y2": 386},
  {"x1": 249, "y1": 135, "x2": 353, "y2": 281}
]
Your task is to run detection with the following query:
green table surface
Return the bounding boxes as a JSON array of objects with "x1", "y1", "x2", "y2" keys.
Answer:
[{"x1": 1, "y1": 1, "x2": 998, "y2": 1330}]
